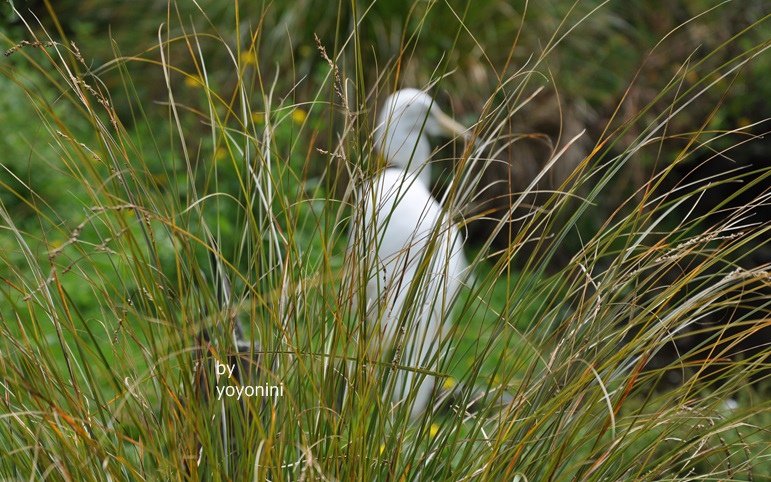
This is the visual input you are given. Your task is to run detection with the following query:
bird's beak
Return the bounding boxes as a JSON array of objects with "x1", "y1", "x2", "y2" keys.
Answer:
[{"x1": 434, "y1": 109, "x2": 469, "y2": 140}]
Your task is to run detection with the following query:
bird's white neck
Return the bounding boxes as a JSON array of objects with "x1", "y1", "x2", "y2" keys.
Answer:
[{"x1": 376, "y1": 119, "x2": 433, "y2": 187}]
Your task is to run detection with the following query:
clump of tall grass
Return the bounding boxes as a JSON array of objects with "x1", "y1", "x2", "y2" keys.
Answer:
[{"x1": 0, "y1": 3, "x2": 769, "y2": 480}]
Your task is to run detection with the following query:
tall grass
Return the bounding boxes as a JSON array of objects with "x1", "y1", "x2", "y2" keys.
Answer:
[{"x1": 0, "y1": 2, "x2": 769, "y2": 480}]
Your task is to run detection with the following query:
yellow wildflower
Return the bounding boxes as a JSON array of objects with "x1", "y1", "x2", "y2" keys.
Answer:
[
  {"x1": 442, "y1": 377, "x2": 456, "y2": 391},
  {"x1": 240, "y1": 50, "x2": 257, "y2": 66},
  {"x1": 251, "y1": 111, "x2": 265, "y2": 124},
  {"x1": 291, "y1": 107, "x2": 307, "y2": 124},
  {"x1": 215, "y1": 146, "x2": 227, "y2": 162},
  {"x1": 184, "y1": 75, "x2": 200, "y2": 88}
]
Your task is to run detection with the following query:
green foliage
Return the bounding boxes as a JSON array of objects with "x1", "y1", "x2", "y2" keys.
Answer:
[{"x1": 0, "y1": 1, "x2": 769, "y2": 481}]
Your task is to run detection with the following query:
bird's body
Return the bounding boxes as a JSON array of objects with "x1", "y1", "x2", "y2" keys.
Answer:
[{"x1": 349, "y1": 88, "x2": 469, "y2": 418}]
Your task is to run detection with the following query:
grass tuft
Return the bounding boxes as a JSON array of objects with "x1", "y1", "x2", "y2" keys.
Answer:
[{"x1": 0, "y1": 2, "x2": 769, "y2": 480}]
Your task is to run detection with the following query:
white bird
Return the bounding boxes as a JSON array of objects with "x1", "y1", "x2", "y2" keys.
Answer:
[{"x1": 349, "y1": 88, "x2": 470, "y2": 418}]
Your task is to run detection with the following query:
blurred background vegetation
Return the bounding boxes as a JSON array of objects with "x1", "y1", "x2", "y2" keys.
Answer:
[
  {"x1": 2, "y1": 0, "x2": 768, "y2": 307},
  {"x1": 0, "y1": 0, "x2": 771, "y2": 233}
]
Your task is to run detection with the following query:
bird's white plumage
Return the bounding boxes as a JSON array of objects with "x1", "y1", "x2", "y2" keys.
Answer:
[
  {"x1": 374, "y1": 88, "x2": 466, "y2": 185},
  {"x1": 350, "y1": 88, "x2": 468, "y2": 418}
]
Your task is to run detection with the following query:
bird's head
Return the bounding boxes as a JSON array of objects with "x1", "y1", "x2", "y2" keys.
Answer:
[{"x1": 374, "y1": 88, "x2": 467, "y2": 185}]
